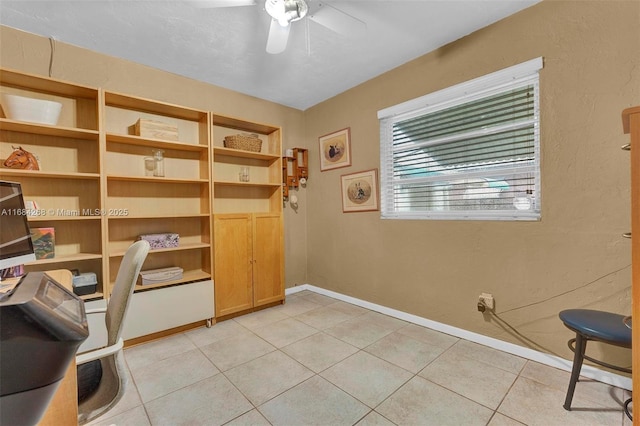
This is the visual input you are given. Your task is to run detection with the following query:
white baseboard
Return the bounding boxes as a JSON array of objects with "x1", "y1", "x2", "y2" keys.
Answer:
[{"x1": 285, "y1": 284, "x2": 633, "y2": 391}]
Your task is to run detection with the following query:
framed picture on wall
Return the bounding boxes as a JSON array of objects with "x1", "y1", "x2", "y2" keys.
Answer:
[
  {"x1": 319, "y1": 127, "x2": 351, "y2": 171},
  {"x1": 341, "y1": 169, "x2": 379, "y2": 213}
]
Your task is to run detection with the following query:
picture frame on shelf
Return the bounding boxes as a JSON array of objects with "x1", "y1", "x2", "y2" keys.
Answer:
[
  {"x1": 319, "y1": 127, "x2": 351, "y2": 171},
  {"x1": 340, "y1": 169, "x2": 379, "y2": 213}
]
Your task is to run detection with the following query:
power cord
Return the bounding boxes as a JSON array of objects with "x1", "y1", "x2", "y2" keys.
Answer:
[
  {"x1": 480, "y1": 305, "x2": 560, "y2": 356},
  {"x1": 48, "y1": 36, "x2": 56, "y2": 77},
  {"x1": 498, "y1": 263, "x2": 631, "y2": 316},
  {"x1": 476, "y1": 263, "x2": 632, "y2": 356}
]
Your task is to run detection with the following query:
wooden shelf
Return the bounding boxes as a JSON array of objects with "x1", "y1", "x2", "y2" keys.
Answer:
[
  {"x1": 25, "y1": 252, "x2": 103, "y2": 265},
  {"x1": 107, "y1": 132, "x2": 208, "y2": 152},
  {"x1": 213, "y1": 180, "x2": 282, "y2": 188},
  {"x1": 106, "y1": 175, "x2": 208, "y2": 184},
  {"x1": 1, "y1": 68, "x2": 100, "y2": 132},
  {"x1": 104, "y1": 91, "x2": 206, "y2": 122},
  {"x1": 109, "y1": 242, "x2": 211, "y2": 258},
  {"x1": 214, "y1": 147, "x2": 279, "y2": 161},
  {"x1": 211, "y1": 117, "x2": 282, "y2": 220},
  {"x1": 0, "y1": 169, "x2": 100, "y2": 180},
  {"x1": 106, "y1": 213, "x2": 210, "y2": 220},
  {"x1": 27, "y1": 216, "x2": 102, "y2": 222},
  {"x1": 79, "y1": 291, "x2": 104, "y2": 302},
  {"x1": 1, "y1": 68, "x2": 97, "y2": 99},
  {"x1": 211, "y1": 114, "x2": 279, "y2": 135},
  {"x1": 0, "y1": 119, "x2": 100, "y2": 140}
]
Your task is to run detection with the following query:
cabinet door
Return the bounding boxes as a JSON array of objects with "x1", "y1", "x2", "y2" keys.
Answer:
[
  {"x1": 214, "y1": 214, "x2": 253, "y2": 317},
  {"x1": 253, "y1": 213, "x2": 284, "y2": 307}
]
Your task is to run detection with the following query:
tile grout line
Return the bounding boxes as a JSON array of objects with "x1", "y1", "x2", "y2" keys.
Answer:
[
  {"x1": 109, "y1": 290, "x2": 629, "y2": 425},
  {"x1": 289, "y1": 285, "x2": 633, "y2": 391}
]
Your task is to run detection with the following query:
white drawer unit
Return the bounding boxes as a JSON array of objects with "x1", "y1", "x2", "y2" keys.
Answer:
[{"x1": 122, "y1": 280, "x2": 214, "y2": 340}]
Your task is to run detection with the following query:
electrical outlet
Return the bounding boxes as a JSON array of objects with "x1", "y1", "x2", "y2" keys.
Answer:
[{"x1": 479, "y1": 293, "x2": 494, "y2": 310}]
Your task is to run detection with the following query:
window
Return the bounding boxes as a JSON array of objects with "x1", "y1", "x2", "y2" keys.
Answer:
[{"x1": 378, "y1": 58, "x2": 542, "y2": 221}]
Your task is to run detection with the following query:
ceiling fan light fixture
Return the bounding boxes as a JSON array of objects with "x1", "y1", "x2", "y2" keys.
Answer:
[{"x1": 265, "y1": 0, "x2": 308, "y2": 27}]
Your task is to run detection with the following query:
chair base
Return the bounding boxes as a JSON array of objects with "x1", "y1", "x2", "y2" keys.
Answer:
[
  {"x1": 624, "y1": 397, "x2": 633, "y2": 421},
  {"x1": 563, "y1": 333, "x2": 632, "y2": 410},
  {"x1": 559, "y1": 309, "x2": 632, "y2": 411},
  {"x1": 563, "y1": 333, "x2": 586, "y2": 411}
]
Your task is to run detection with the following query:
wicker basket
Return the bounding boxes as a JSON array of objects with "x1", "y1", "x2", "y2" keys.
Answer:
[{"x1": 224, "y1": 134, "x2": 262, "y2": 152}]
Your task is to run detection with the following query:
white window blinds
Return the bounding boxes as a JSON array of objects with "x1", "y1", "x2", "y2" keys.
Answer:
[{"x1": 378, "y1": 58, "x2": 543, "y2": 221}]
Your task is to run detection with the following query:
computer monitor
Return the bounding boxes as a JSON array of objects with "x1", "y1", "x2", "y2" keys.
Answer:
[{"x1": 0, "y1": 180, "x2": 36, "y2": 275}]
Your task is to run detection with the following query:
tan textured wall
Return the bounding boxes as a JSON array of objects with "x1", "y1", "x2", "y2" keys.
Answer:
[
  {"x1": 2, "y1": 0, "x2": 639, "y2": 365},
  {"x1": 303, "y1": 0, "x2": 640, "y2": 362},
  {"x1": 0, "y1": 25, "x2": 308, "y2": 287}
]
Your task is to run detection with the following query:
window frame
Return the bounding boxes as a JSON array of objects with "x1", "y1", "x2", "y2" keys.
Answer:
[{"x1": 378, "y1": 57, "x2": 543, "y2": 221}]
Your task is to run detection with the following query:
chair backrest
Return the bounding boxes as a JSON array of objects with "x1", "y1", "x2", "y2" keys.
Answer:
[{"x1": 105, "y1": 240, "x2": 150, "y2": 346}]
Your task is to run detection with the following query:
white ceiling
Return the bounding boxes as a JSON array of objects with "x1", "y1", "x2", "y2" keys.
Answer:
[{"x1": 0, "y1": 0, "x2": 540, "y2": 110}]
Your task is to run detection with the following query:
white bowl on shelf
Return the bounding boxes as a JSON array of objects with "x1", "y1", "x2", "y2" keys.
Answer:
[{"x1": 1, "y1": 93, "x2": 62, "y2": 125}]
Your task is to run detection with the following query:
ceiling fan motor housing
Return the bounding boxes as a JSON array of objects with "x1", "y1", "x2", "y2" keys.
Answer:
[{"x1": 265, "y1": 0, "x2": 308, "y2": 26}]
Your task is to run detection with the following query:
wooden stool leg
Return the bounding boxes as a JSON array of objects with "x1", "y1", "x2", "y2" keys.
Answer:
[{"x1": 564, "y1": 333, "x2": 587, "y2": 410}]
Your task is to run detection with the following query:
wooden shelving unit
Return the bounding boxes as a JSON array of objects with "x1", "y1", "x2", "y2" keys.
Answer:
[
  {"x1": 0, "y1": 68, "x2": 285, "y2": 338},
  {"x1": 0, "y1": 68, "x2": 105, "y2": 299},
  {"x1": 211, "y1": 114, "x2": 284, "y2": 318},
  {"x1": 621, "y1": 106, "x2": 639, "y2": 426},
  {"x1": 103, "y1": 90, "x2": 214, "y2": 339},
  {"x1": 103, "y1": 91, "x2": 212, "y2": 291}
]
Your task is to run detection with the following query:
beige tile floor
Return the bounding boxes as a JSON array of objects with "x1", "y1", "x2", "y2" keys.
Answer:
[{"x1": 88, "y1": 290, "x2": 633, "y2": 426}]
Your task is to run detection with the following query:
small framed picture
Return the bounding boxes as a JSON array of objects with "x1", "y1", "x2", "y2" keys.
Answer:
[
  {"x1": 319, "y1": 127, "x2": 351, "y2": 171},
  {"x1": 341, "y1": 169, "x2": 379, "y2": 213}
]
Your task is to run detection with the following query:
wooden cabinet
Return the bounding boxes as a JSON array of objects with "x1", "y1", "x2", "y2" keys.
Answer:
[
  {"x1": 252, "y1": 213, "x2": 284, "y2": 306},
  {"x1": 0, "y1": 68, "x2": 104, "y2": 301},
  {"x1": 211, "y1": 114, "x2": 284, "y2": 318},
  {"x1": 214, "y1": 213, "x2": 284, "y2": 318},
  {"x1": 621, "y1": 106, "x2": 639, "y2": 425},
  {"x1": 213, "y1": 214, "x2": 253, "y2": 316}
]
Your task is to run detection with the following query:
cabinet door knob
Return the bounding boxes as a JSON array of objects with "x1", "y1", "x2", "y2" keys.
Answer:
[
  {"x1": 621, "y1": 143, "x2": 631, "y2": 151},
  {"x1": 622, "y1": 232, "x2": 632, "y2": 239}
]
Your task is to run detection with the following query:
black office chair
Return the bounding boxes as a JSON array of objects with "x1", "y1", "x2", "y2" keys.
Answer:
[{"x1": 558, "y1": 309, "x2": 632, "y2": 415}]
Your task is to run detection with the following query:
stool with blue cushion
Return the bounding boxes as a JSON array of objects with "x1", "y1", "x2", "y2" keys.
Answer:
[{"x1": 558, "y1": 309, "x2": 632, "y2": 411}]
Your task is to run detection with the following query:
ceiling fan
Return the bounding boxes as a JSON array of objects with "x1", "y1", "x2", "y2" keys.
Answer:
[{"x1": 191, "y1": 0, "x2": 366, "y2": 54}]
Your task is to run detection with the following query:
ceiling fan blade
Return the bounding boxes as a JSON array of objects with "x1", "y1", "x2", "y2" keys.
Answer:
[
  {"x1": 266, "y1": 19, "x2": 291, "y2": 54},
  {"x1": 187, "y1": 0, "x2": 256, "y2": 8},
  {"x1": 309, "y1": 2, "x2": 366, "y2": 38}
]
